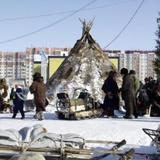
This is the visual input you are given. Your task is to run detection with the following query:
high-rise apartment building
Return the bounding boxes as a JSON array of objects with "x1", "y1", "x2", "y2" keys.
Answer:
[
  {"x1": 0, "y1": 50, "x2": 33, "y2": 86},
  {"x1": 105, "y1": 50, "x2": 156, "y2": 82}
]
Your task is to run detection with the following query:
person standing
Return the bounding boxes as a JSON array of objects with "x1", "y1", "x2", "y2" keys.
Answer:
[
  {"x1": 9, "y1": 87, "x2": 16, "y2": 112},
  {"x1": 29, "y1": 72, "x2": 46, "y2": 120},
  {"x1": 129, "y1": 70, "x2": 139, "y2": 118},
  {"x1": 151, "y1": 83, "x2": 160, "y2": 117},
  {"x1": 102, "y1": 71, "x2": 119, "y2": 117},
  {"x1": 0, "y1": 78, "x2": 8, "y2": 112},
  {"x1": 12, "y1": 86, "x2": 25, "y2": 119},
  {"x1": 129, "y1": 70, "x2": 140, "y2": 94},
  {"x1": 120, "y1": 68, "x2": 136, "y2": 119}
]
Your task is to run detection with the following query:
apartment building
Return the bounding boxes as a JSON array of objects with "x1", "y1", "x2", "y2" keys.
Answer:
[
  {"x1": 105, "y1": 50, "x2": 156, "y2": 82},
  {"x1": 0, "y1": 48, "x2": 156, "y2": 87},
  {"x1": 0, "y1": 50, "x2": 33, "y2": 86}
]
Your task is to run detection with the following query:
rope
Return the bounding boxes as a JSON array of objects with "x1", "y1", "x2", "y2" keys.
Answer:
[{"x1": 60, "y1": 134, "x2": 65, "y2": 160}]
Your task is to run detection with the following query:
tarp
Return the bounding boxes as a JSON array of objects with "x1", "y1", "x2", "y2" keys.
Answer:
[{"x1": 0, "y1": 125, "x2": 85, "y2": 150}]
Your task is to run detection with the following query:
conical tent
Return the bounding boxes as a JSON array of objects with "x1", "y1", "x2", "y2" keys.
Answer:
[{"x1": 46, "y1": 20, "x2": 115, "y2": 104}]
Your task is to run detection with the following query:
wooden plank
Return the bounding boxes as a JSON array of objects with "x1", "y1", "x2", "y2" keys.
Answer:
[
  {"x1": 92, "y1": 139, "x2": 126, "y2": 160},
  {"x1": 67, "y1": 153, "x2": 91, "y2": 159},
  {"x1": 86, "y1": 139, "x2": 119, "y2": 144}
]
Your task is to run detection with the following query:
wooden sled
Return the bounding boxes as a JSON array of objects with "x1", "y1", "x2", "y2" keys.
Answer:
[
  {"x1": 56, "y1": 91, "x2": 103, "y2": 120},
  {"x1": 0, "y1": 139, "x2": 136, "y2": 160},
  {"x1": 0, "y1": 138, "x2": 159, "y2": 160}
]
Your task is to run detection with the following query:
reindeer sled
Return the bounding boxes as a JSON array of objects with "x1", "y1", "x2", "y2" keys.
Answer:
[
  {"x1": 56, "y1": 89, "x2": 103, "y2": 120},
  {"x1": 0, "y1": 125, "x2": 138, "y2": 160}
]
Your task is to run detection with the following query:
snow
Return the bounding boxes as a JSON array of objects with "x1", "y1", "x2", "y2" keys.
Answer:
[{"x1": 0, "y1": 105, "x2": 159, "y2": 160}]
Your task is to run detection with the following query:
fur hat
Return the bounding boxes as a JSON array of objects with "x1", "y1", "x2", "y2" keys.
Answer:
[
  {"x1": 33, "y1": 72, "x2": 41, "y2": 78},
  {"x1": 120, "y1": 68, "x2": 128, "y2": 75}
]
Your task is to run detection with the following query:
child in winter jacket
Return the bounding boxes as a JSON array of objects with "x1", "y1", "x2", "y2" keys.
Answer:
[{"x1": 12, "y1": 87, "x2": 25, "y2": 119}]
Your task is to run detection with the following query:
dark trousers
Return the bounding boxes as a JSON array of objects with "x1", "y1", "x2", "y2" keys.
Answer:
[
  {"x1": 124, "y1": 94, "x2": 137, "y2": 117},
  {"x1": 13, "y1": 106, "x2": 25, "y2": 118},
  {"x1": 103, "y1": 96, "x2": 115, "y2": 116}
]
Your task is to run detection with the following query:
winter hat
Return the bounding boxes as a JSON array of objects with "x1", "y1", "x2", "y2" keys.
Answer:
[
  {"x1": 16, "y1": 88, "x2": 22, "y2": 93},
  {"x1": 33, "y1": 72, "x2": 41, "y2": 78},
  {"x1": 120, "y1": 68, "x2": 128, "y2": 75}
]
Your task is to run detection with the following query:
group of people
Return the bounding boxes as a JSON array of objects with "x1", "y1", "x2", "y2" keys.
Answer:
[
  {"x1": 2, "y1": 68, "x2": 160, "y2": 120},
  {"x1": 10, "y1": 72, "x2": 47, "y2": 120},
  {"x1": 102, "y1": 68, "x2": 160, "y2": 119},
  {"x1": 137, "y1": 76, "x2": 160, "y2": 117}
]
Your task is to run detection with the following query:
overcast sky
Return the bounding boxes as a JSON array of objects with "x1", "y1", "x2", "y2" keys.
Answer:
[{"x1": 0, "y1": 0, "x2": 159, "y2": 51}]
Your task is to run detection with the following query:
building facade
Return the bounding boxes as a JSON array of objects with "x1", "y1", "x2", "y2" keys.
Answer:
[
  {"x1": 0, "y1": 50, "x2": 33, "y2": 86},
  {"x1": 105, "y1": 50, "x2": 156, "y2": 82},
  {"x1": 0, "y1": 48, "x2": 156, "y2": 87}
]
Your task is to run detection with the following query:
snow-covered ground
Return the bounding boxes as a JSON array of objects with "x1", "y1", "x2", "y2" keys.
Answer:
[{"x1": 0, "y1": 105, "x2": 159, "y2": 159}]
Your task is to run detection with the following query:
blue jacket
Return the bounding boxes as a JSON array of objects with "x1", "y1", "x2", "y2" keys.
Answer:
[{"x1": 13, "y1": 88, "x2": 24, "y2": 108}]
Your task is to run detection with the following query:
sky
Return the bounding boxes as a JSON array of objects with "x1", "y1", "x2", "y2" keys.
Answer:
[{"x1": 0, "y1": 0, "x2": 159, "y2": 52}]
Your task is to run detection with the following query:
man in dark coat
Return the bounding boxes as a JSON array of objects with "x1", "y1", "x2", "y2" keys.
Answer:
[
  {"x1": 120, "y1": 68, "x2": 137, "y2": 119},
  {"x1": 102, "y1": 71, "x2": 119, "y2": 117},
  {"x1": 151, "y1": 83, "x2": 160, "y2": 117},
  {"x1": 29, "y1": 72, "x2": 46, "y2": 120}
]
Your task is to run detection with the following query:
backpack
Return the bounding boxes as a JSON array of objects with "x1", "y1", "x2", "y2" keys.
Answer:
[{"x1": 139, "y1": 89, "x2": 149, "y2": 103}]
